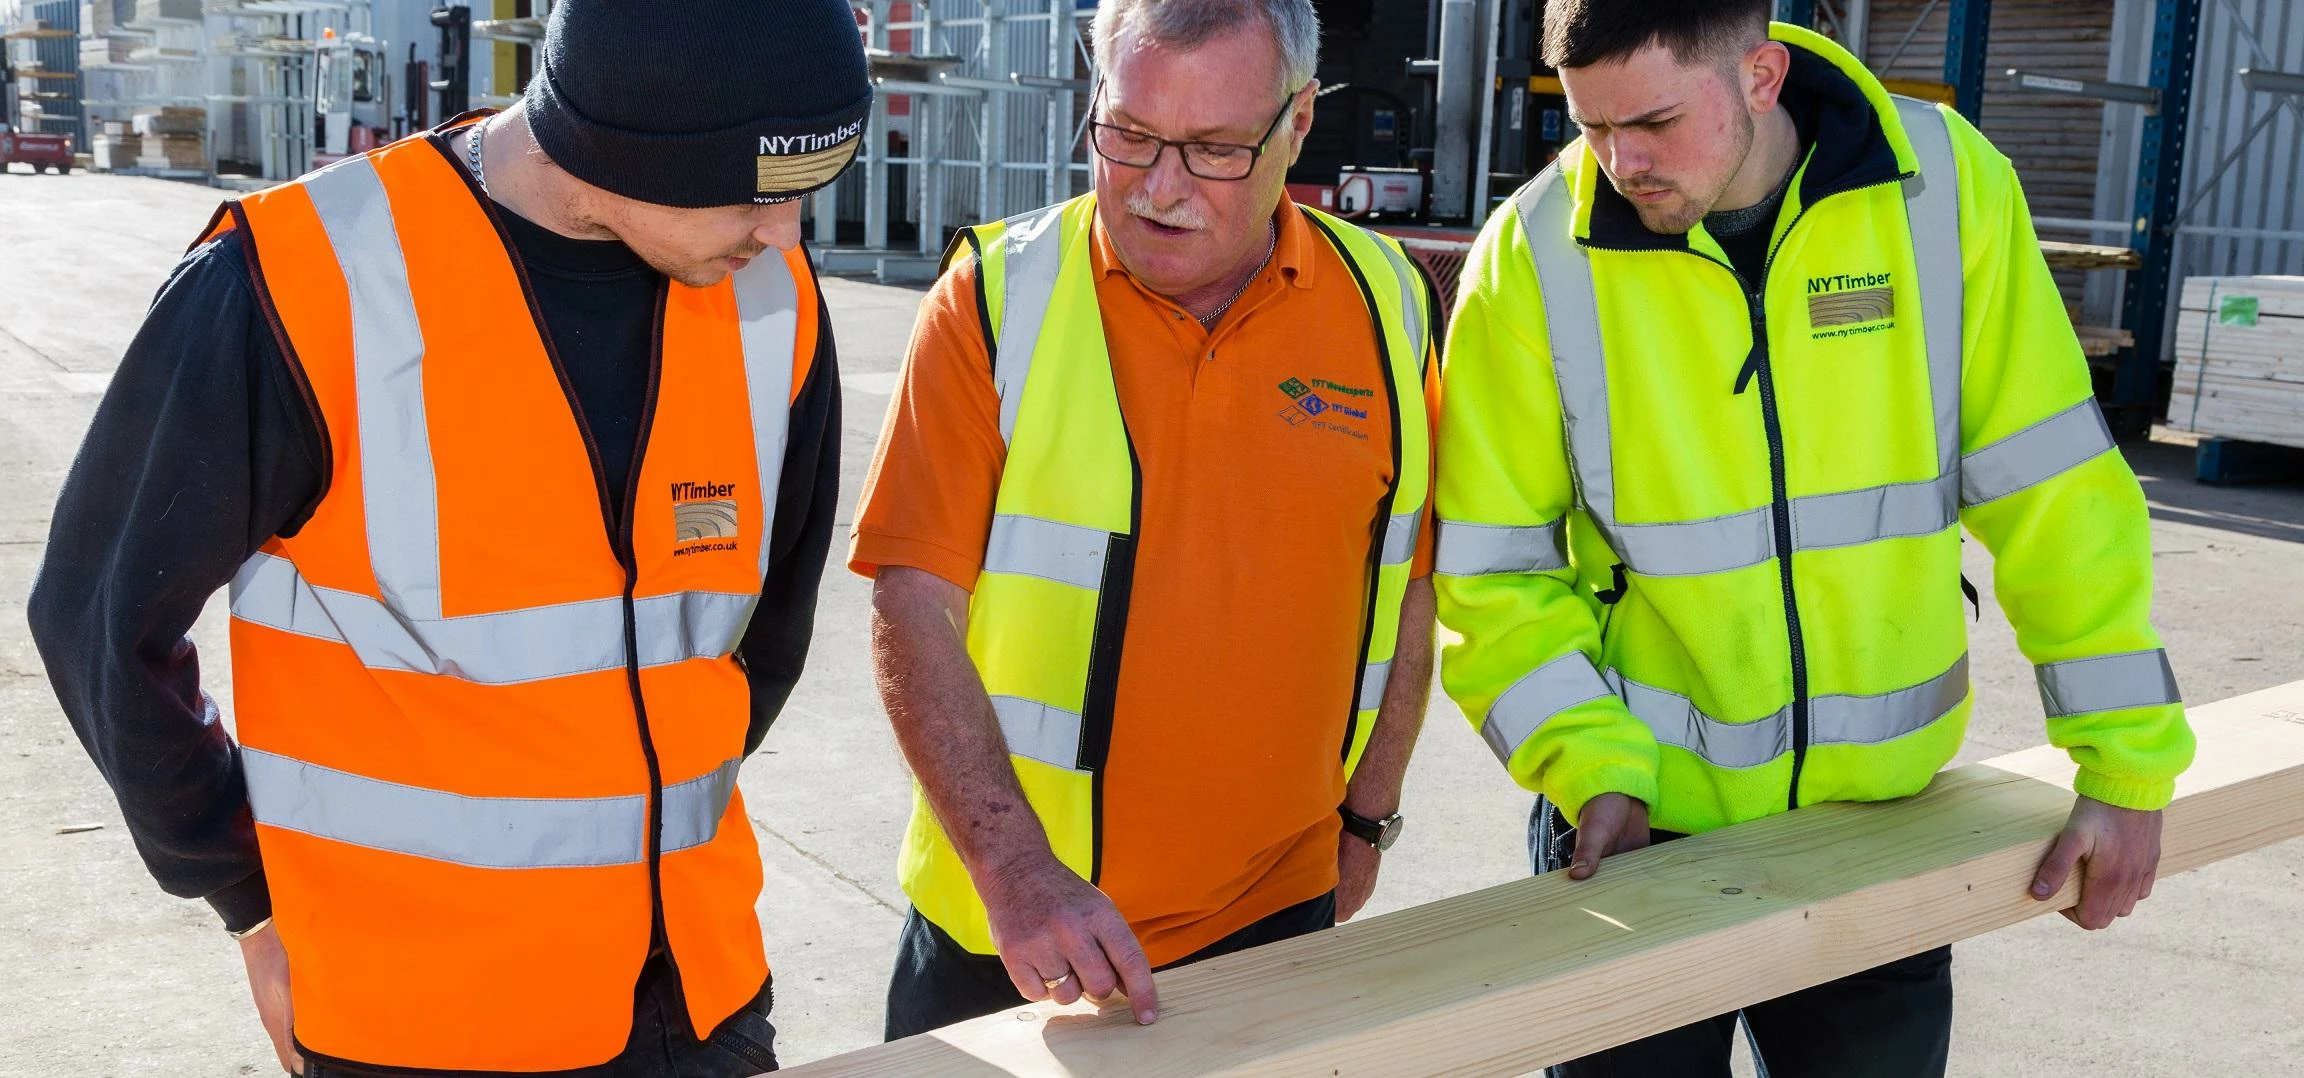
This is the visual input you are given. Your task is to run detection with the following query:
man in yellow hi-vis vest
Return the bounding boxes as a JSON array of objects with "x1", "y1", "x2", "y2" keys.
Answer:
[
  {"x1": 1436, "y1": 1, "x2": 2194, "y2": 1073},
  {"x1": 852, "y1": 0, "x2": 1441, "y2": 1040}
]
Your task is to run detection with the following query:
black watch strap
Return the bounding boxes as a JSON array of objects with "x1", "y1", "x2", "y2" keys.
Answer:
[{"x1": 1339, "y1": 806, "x2": 1401, "y2": 851}]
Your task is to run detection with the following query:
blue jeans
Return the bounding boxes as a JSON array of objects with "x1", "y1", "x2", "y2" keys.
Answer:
[{"x1": 1530, "y1": 797, "x2": 1952, "y2": 1078}]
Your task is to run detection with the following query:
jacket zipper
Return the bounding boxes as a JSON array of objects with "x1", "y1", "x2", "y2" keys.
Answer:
[
  {"x1": 1731, "y1": 279, "x2": 1812, "y2": 812},
  {"x1": 429, "y1": 130, "x2": 684, "y2": 984},
  {"x1": 617, "y1": 283, "x2": 672, "y2": 958},
  {"x1": 1584, "y1": 169, "x2": 1910, "y2": 812}
]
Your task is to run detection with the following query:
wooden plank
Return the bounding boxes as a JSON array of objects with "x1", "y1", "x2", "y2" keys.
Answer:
[
  {"x1": 2039, "y1": 241, "x2": 2141, "y2": 271},
  {"x1": 2073, "y1": 324, "x2": 2132, "y2": 357},
  {"x1": 788, "y1": 683, "x2": 2304, "y2": 1077}
]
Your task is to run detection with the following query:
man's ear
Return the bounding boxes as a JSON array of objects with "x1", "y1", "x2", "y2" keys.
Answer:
[
  {"x1": 1744, "y1": 41, "x2": 1792, "y2": 114},
  {"x1": 1287, "y1": 80, "x2": 1319, "y2": 167}
]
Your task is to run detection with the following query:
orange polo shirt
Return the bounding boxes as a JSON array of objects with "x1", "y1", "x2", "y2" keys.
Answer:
[{"x1": 852, "y1": 198, "x2": 1436, "y2": 965}]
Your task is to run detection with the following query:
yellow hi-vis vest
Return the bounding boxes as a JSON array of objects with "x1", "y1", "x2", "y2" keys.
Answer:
[
  {"x1": 901, "y1": 194, "x2": 1435, "y2": 953},
  {"x1": 1436, "y1": 24, "x2": 2193, "y2": 835}
]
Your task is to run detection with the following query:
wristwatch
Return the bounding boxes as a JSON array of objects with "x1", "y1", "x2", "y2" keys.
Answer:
[{"x1": 1339, "y1": 806, "x2": 1405, "y2": 852}]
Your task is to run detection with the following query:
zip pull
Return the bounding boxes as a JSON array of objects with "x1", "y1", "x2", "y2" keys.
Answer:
[
  {"x1": 1594, "y1": 562, "x2": 1630, "y2": 605},
  {"x1": 1734, "y1": 290, "x2": 1766, "y2": 394}
]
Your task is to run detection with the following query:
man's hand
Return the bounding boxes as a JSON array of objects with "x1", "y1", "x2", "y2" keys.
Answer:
[
  {"x1": 235, "y1": 921, "x2": 301, "y2": 1075},
  {"x1": 1567, "y1": 792, "x2": 1650, "y2": 880},
  {"x1": 1336, "y1": 832, "x2": 1381, "y2": 922},
  {"x1": 2031, "y1": 795, "x2": 2163, "y2": 930},
  {"x1": 980, "y1": 852, "x2": 1159, "y2": 1024}
]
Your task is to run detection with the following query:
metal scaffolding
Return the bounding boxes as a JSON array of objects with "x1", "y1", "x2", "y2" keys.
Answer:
[
  {"x1": 204, "y1": 0, "x2": 373, "y2": 181},
  {"x1": 815, "y1": 0, "x2": 1096, "y2": 263}
]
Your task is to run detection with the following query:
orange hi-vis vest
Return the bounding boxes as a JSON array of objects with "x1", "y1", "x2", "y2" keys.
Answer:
[{"x1": 206, "y1": 128, "x2": 818, "y2": 1071}]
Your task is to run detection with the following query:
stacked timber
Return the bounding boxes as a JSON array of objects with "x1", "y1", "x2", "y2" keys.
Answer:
[
  {"x1": 129, "y1": 105, "x2": 202, "y2": 169},
  {"x1": 90, "y1": 128, "x2": 140, "y2": 170},
  {"x1": 2168, "y1": 275, "x2": 2304, "y2": 449}
]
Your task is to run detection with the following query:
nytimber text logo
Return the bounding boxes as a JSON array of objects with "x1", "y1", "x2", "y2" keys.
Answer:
[
  {"x1": 1807, "y1": 270, "x2": 1896, "y2": 339},
  {"x1": 672, "y1": 480, "x2": 739, "y2": 556}
]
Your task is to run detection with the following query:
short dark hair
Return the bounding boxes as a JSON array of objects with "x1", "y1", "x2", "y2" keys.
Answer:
[{"x1": 1540, "y1": 0, "x2": 1770, "y2": 71}]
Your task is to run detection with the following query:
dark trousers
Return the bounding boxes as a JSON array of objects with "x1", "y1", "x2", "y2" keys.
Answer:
[
  {"x1": 1531, "y1": 799, "x2": 1953, "y2": 1078},
  {"x1": 884, "y1": 891, "x2": 1338, "y2": 1041},
  {"x1": 302, "y1": 954, "x2": 778, "y2": 1078}
]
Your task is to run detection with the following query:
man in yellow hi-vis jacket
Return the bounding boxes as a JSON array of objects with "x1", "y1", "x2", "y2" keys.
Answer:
[{"x1": 1435, "y1": 1, "x2": 2194, "y2": 1073}]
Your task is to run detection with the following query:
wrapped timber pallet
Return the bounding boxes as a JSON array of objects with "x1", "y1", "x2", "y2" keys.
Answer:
[
  {"x1": 2168, "y1": 276, "x2": 2304, "y2": 450},
  {"x1": 133, "y1": 132, "x2": 203, "y2": 170},
  {"x1": 91, "y1": 133, "x2": 140, "y2": 170}
]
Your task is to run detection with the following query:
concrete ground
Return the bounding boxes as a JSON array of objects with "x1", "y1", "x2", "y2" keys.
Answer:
[{"x1": 1, "y1": 170, "x2": 2298, "y2": 1076}]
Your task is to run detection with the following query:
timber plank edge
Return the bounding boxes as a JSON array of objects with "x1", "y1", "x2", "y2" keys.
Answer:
[{"x1": 783, "y1": 683, "x2": 2304, "y2": 1077}]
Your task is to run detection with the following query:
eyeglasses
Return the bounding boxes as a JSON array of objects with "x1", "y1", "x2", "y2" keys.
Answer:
[{"x1": 1086, "y1": 84, "x2": 1303, "y2": 182}]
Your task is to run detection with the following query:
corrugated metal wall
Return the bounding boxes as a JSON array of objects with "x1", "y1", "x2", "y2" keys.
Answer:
[
  {"x1": 2168, "y1": 0, "x2": 2303, "y2": 285},
  {"x1": 1866, "y1": 0, "x2": 2118, "y2": 307},
  {"x1": 2093, "y1": 0, "x2": 2303, "y2": 357}
]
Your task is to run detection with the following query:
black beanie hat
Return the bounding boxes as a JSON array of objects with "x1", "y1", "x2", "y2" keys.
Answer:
[{"x1": 525, "y1": 0, "x2": 873, "y2": 208}]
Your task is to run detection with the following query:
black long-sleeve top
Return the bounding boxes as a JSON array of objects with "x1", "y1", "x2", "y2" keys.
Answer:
[{"x1": 26, "y1": 204, "x2": 840, "y2": 934}]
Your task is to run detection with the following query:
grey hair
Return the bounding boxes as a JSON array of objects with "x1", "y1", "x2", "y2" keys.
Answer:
[{"x1": 1091, "y1": 0, "x2": 1321, "y2": 100}]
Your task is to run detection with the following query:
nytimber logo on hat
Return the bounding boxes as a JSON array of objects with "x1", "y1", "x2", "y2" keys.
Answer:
[
  {"x1": 524, "y1": 0, "x2": 873, "y2": 209},
  {"x1": 755, "y1": 119, "x2": 864, "y2": 202}
]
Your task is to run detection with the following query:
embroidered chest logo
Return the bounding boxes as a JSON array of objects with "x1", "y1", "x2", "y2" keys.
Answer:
[
  {"x1": 1276, "y1": 376, "x2": 1374, "y2": 439},
  {"x1": 1806, "y1": 270, "x2": 1896, "y2": 340},
  {"x1": 671, "y1": 480, "x2": 740, "y2": 556}
]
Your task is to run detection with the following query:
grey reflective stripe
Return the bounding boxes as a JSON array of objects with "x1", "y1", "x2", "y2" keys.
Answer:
[
  {"x1": 730, "y1": 253, "x2": 801, "y2": 579},
  {"x1": 1479, "y1": 652, "x2": 1614, "y2": 765},
  {"x1": 633, "y1": 590, "x2": 759, "y2": 668},
  {"x1": 243, "y1": 749, "x2": 742, "y2": 867},
  {"x1": 1601, "y1": 474, "x2": 1957, "y2": 578},
  {"x1": 1618, "y1": 654, "x2": 1969, "y2": 770},
  {"x1": 661, "y1": 757, "x2": 745, "y2": 854},
  {"x1": 2036, "y1": 649, "x2": 2180, "y2": 717},
  {"x1": 1358, "y1": 659, "x2": 1391, "y2": 713},
  {"x1": 1810, "y1": 654, "x2": 1970, "y2": 749},
  {"x1": 1514, "y1": 170, "x2": 1616, "y2": 524},
  {"x1": 1605, "y1": 507, "x2": 1773, "y2": 579},
  {"x1": 991, "y1": 204, "x2": 1067, "y2": 445},
  {"x1": 304, "y1": 158, "x2": 441, "y2": 620},
  {"x1": 230, "y1": 552, "x2": 754, "y2": 684},
  {"x1": 1794, "y1": 474, "x2": 1957, "y2": 550},
  {"x1": 1381, "y1": 509, "x2": 1422, "y2": 567},
  {"x1": 1370, "y1": 234, "x2": 1427, "y2": 372},
  {"x1": 982, "y1": 514, "x2": 1110, "y2": 591},
  {"x1": 243, "y1": 747, "x2": 647, "y2": 868},
  {"x1": 1896, "y1": 96, "x2": 1964, "y2": 478},
  {"x1": 1960, "y1": 399, "x2": 2115, "y2": 506},
  {"x1": 990, "y1": 695, "x2": 1084, "y2": 771},
  {"x1": 1434, "y1": 518, "x2": 1568, "y2": 576}
]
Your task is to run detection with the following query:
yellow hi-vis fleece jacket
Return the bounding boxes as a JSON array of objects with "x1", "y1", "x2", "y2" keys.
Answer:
[{"x1": 1435, "y1": 23, "x2": 2194, "y2": 834}]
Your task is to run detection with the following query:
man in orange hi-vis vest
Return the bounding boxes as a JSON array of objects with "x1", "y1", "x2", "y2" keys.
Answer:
[{"x1": 29, "y1": 3, "x2": 862, "y2": 1074}]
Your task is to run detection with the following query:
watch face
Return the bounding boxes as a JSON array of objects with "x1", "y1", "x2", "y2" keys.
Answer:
[{"x1": 1374, "y1": 813, "x2": 1405, "y2": 852}]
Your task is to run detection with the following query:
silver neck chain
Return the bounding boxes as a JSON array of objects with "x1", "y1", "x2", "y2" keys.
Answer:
[
  {"x1": 1197, "y1": 218, "x2": 1278, "y2": 329},
  {"x1": 466, "y1": 115, "x2": 489, "y2": 196}
]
